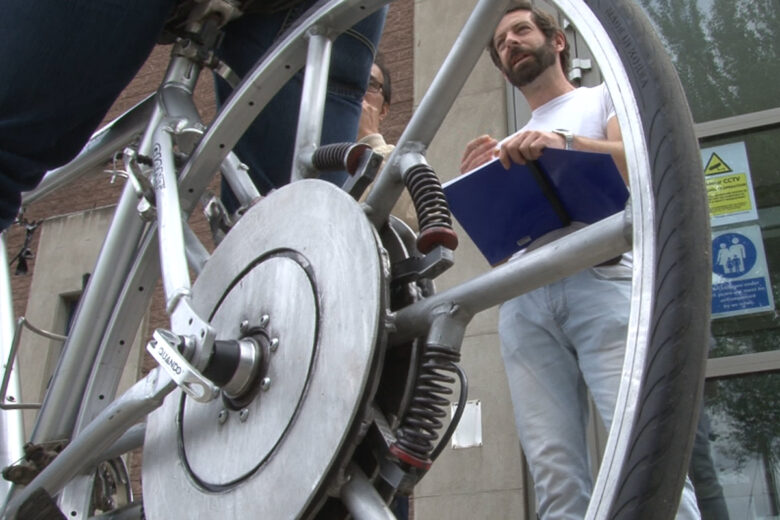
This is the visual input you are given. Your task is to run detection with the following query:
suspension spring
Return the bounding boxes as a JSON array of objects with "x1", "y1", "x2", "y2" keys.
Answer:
[
  {"x1": 390, "y1": 344, "x2": 461, "y2": 469},
  {"x1": 311, "y1": 142, "x2": 372, "y2": 175},
  {"x1": 404, "y1": 164, "x2": 458, "y2": 254}
]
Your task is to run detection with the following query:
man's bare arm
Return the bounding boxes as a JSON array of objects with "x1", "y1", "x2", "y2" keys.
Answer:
[{"x1": 497, "y1": 116, "x2": 627, "y2": 183}]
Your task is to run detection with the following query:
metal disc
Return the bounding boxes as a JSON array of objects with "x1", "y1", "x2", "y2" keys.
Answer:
[{"x1": 143, "y1": 180, "x2": 385, "y2": 518}]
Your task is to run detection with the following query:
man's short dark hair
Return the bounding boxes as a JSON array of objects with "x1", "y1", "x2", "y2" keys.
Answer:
[
  {"x1": 487, "y1": 0, "x2": 571, "y2": 77},
  {"x1": 374, "y1": 54, "x2": 392, "y2": 105}
]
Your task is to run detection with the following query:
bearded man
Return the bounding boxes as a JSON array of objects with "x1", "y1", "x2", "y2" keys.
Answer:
[{"x1": 460, "y1": 2, "x2": 701, "y2": 518}]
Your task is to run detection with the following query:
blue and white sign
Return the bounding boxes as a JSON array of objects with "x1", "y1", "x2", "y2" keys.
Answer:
[{"x1": 712, "y1": 225, "x2": 774, "y2": 318}]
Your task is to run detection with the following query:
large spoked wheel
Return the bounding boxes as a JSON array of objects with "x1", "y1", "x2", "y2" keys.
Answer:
[
  {"x1": 137, "y1": 1, "x2": 711, "y2": 519},
  {"x1": 81, "y1": 1, "x2": 709, "y2": 520},
  {"x1": 547, "y1": 1, "x2": 711, "y2": 518}
]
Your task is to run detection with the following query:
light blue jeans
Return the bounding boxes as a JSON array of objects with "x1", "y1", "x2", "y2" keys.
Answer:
[{"x1": 498, "y1": 261, "x2": 700, "y2": 519}]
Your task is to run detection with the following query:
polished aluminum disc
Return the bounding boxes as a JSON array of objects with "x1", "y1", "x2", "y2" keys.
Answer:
[{"x1": 143, "y1": 180, "x2": 385, "y2": 518}]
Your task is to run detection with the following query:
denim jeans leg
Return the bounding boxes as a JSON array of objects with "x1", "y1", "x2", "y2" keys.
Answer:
[
  {"x1": 498, "y1": 285, "x2": 594, "y2": 519},
  {"x1": 561, "y1": 268, "x2": 631, "y2": 433},
  {"x1": 562, "y1": 267, "x2": 701, "y2": 520},
  {"x1": 216, "y1": 5, "x2": 387, "y2": 210},
  {"x1": 0, "y1": 0, "x2": 175, "y2": 230}
]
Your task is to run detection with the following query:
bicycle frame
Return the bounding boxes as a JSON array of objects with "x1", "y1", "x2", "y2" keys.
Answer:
[{"x1": 0, "y1": 0, "x2": 640, "y2": 517}]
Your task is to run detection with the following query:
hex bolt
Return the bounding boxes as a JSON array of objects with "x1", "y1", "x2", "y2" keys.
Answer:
[
  {"x1": 261, "y1": 377, "x2": 272, "y2": 391},
  {"x1": 270, "y1": 338, "x2": 279, "y2": 353},
  {"x1": 239, "y1": 408, "x2": 249, "y2": 422},
  {"x1": 239, "y1": 320, "x2": 250, "y2": 334},
  {"x1": 217, "y1": 409, "x2": 228, "y2": 425}
]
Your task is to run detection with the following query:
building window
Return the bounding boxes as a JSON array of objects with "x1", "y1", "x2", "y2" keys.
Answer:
[
  {"x1": 697, "y1": 373, "x2": 780, "y2": 518},
  {"x1": 638, "y1": 0, "x2": 780, "y2": 123}
]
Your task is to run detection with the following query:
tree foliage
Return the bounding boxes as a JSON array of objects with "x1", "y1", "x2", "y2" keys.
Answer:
[{"x1": 639, "y1": 0, "x2": 780, "y2": 122}]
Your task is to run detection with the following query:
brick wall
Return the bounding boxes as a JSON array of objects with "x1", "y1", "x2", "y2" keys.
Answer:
[{"x1": 379, "y1": 0, "x2": 414, "y2": 145}]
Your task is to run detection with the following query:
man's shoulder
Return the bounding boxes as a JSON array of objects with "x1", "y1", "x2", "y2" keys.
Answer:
[{"x1": 569, "y1": 83, "x2": 608, "y2": 100}]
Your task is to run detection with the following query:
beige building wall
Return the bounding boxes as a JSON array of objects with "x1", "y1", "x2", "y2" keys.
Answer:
[
  {"x1": 17, "y1": 207, "x2": 146, "y2": 438},
  {"x1": 411, "y1": 0, "x2": 531, "y2": 518}
]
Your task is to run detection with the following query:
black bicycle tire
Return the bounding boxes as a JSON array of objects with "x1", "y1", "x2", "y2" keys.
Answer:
[{"x1": 572, "y1": 0, "x2": 712, "y2": 518}]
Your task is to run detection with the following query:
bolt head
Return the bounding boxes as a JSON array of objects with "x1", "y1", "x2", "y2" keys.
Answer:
[{"x1": 239, "y1": 320, "x2": 250, "y2": 334}]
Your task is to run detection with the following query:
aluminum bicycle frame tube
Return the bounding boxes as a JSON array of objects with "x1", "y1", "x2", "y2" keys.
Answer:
[
  {"x1": 57, "y1": 231, "x2": 162, "y2": 519},
  {"x1": 391, "y1": 211, "x2": 632, "y2": 345},
  {"x1": 21, "y1": 95, "x2": 156, "y2": 207},
  {"x1": 3, "y1": 370, "x2": 176, "y2": 519},
  {"x1": 292, "y1": 30, "x2": 333, "y2": 182},
  {"x1": 28, "y1": 181, "x2": 148, "y2": 445},
  {"x1": 340, "y1": 463, "x2": 397, "y2": 519},
  {"x1": 220, "y1": 151, "x2": 261, "y2": 207},
  {"x1": 29, "y1": 54, "x2": 204, "y2": 446},
  {"x1": 152, "y1": 124, "x2": 193, "y2": 314},
  {"x1": 174, "y1": 0, "x2": 390, "y2": 212},
  {"x1": 0, "y1": 235, "x2": 24, "y2": 506},
  {"x1": 71, "y1": 229, "x2": 159, "y2": 432},
  {"x1": 365, "y1": 0, "x2": 513, "y2": 228}
]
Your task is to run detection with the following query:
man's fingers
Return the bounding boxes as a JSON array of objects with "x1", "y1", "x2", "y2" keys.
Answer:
[
  {"x1": 461, "y1": 150, "x2": 490, "y2": 173},
  {"x1": 499, "y1": 136, "x2": 529, "y2": 168},
  {"x1": 460, "y1": 135, "x2": 498, "y2": 173},
  {"x1": 461, "y1": 148, "x2": 497, "y2": 173},
  {"x1": 462, "y1": 135, "x2": 495, "y2": 159},
  {"x1": 498, "y1": 131, "x2": 552, "y2": 168}
]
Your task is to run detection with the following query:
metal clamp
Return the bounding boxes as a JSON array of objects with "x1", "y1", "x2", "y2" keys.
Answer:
[{"x1": 147, "y1": 329, "x2": 219, "y2": 403}]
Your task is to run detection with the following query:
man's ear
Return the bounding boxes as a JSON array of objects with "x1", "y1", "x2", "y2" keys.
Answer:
[
  {"x1": 554, "y1": 30, "x2": 566, "y2": 52},
  {"x1": 379, "y1": 102, "x2": 390, "y2": 122}
]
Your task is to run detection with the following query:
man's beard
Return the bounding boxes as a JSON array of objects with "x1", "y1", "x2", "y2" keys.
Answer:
[{"x1": 502, "y1": 40, "x2": 557, "y2": 88}]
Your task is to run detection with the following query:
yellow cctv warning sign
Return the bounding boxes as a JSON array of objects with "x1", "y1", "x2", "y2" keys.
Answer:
[
  {"x1": 706, "y1": 173, "x2": 752, "y2": 217},
  {"x1": 704, "y1": 153, "x2": 732, "y2": 175},
  {"x1": 700, "y1": 142, "x2": 757, "y2": 226}
]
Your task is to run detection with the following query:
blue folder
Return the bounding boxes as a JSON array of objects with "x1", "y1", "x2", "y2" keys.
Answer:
[{"x1": 442, "y1": 148, "x2": 629, "y2": 265}]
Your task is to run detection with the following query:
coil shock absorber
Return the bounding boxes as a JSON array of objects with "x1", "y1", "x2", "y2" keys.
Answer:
[
  {"x1": 311, "y1": 142, "x2": 373, "y2": 176},
  {"x1": 390, "y1": 340, "x2": 468, "y2": 470},
  {"x1": 403, "y1": 163, "x2": 459, "y2": 254}
]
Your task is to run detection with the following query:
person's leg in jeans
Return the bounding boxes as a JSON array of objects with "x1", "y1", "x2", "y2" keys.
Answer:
[
  {"x1": 216, "y1": 4, "x2": 387, "y2": 209},
  {"x1": 498, "y1": 283, "x2": 595, "y2": 519},
  {"x1": 0, "y1": 0, "x2": 176, "y2": 231},
  {"x1": 566, "y1": 266, "x2": 701, "y2": 520}
]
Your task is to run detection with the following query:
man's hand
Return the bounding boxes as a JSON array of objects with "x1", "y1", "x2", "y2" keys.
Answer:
[
  {"x1": 460, "y1": 135, "x2": 499, "y2": 173},
  {"x1": 461, "y1": 131, "x2": 567, "y2": 173},
  {"x1": 497, "y1": 130, "x2": 565, "y2": 169},
  {"x1": 358, "y1": 98, "x2": 382, "y2": 138}
]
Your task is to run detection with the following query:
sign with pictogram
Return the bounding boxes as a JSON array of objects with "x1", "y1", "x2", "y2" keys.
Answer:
[
  {"x1": 703, "y1": 152, "x2": 732, "y2": 175},
  {"x1": 701, "y1": 142, "x2": 758, "y2": 226},
  {"x1": 711, "y1": 225, "x2": 774, "y2": 318}
]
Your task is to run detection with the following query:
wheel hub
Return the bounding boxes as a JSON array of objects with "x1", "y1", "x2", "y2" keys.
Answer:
[{"x1": 143, "y1": 180, "x2": 387, "y2": 518}]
